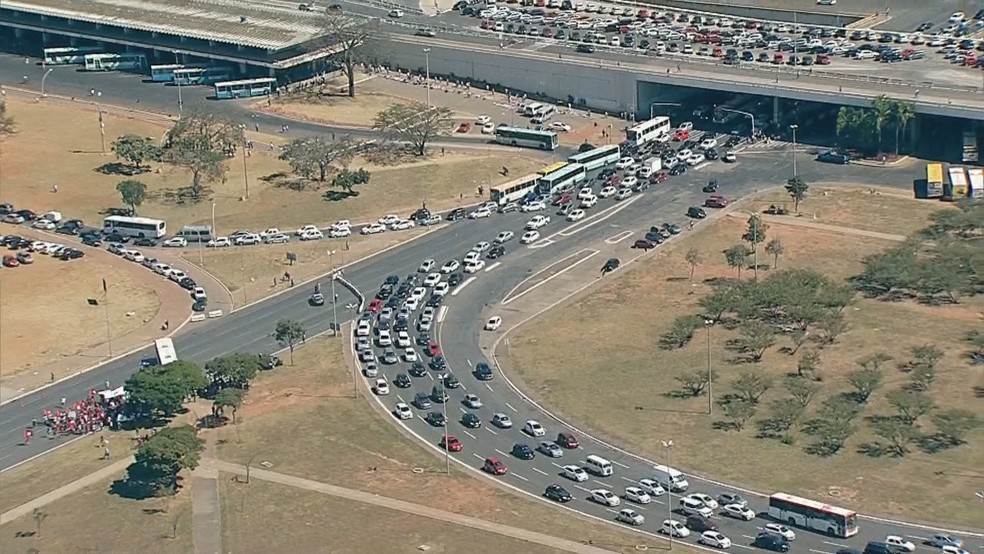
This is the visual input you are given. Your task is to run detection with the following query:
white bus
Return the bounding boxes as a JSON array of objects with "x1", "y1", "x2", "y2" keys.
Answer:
[
  {"x1": 523, "y1": 102, "x2": 544, "y2": 116},
  {"x1": 567, "y1": 144, "x2": 621, "y2": 171},
  {"x1": 154, "y1": 338, "x2": 178, "y2": 366},
  {"x1": 150, "y1": 63, "x2": 184, "y2": 82},
  {"x1": 103, "y1": 215, "x2": 167, "y2": 239},
  {"x1": 493, "y1": 126, "x2": 559, "y2": 151},
  {"x1": 83, "y1": 53, "x2": 148, "y2": 72},
  {"x1": 42, "y1": 46, "x2": 104, "y2": 65},
  {"x1": 768, "y1": 493, "x2": 859, "y2": 538},
  {"x1": 537, "y1": 162, "x2": 587, "y2": 196},
  {"x1": 626, "y1": 116, "x2": 672, "y2": 148},
  {"x1": 490, "y1": 173, "x2": 540, "y2": 205},
  {"x1": 531, "y1": 105, "x2": 556, "y2": 124}
]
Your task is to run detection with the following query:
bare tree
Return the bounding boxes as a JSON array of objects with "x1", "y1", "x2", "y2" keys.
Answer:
[
  {"x1": 322, "y1": 14, "x2": 380, "y2": 97},
  {"x1": 373, "y1": 102, "x2": 454, "y2": 156},
  {"x1": 685, "y1": 248, "x2": 701, "y2": 283}
]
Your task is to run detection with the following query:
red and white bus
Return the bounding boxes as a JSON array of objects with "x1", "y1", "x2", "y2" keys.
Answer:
[{"x1": 768, "y1": 492, "x2": 859, "y2": 538}]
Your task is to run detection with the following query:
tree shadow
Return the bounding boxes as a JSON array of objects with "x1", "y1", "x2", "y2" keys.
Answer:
[
  {"x1": 14, "y1": 530, "x2": 37, "y2": 538},
  {"x1": 362, "y1": 143, "x2": 421, "y2": 166},
  {"x1": 95, "y1": 162, "x2": 146, "y2": 176},
  {"x1": 918, "y1": 433, "x2": 964, "y2": 454},
  {"x1": 98, "y1": 207, "x2": 131, "y2": 217},
  {"x1": 665, "y1": 277, "x2": 689, "y2": 282},
  {"x1": 857, "y1": 442, "x2": 894, "y2": 458},
  {"x1": 157, "y1": 186, "x2": 210, "y2": 205},
  {"x1": 323, "y1": 190, "x2": 359, "y2": 202},
  {"x1": 711, "y1": 420, "x2": 741, "y2": 431},
  {"x1": 663, "y1": 389, "x2": 700, "y2": 400}
]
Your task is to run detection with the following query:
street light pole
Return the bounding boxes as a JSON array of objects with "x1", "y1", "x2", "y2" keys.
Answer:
[
  {"x1": 40, "y1": 67, "x2": 53, "y2": 98},
  {"x1": 721, "y1": 108, "x2": 755, "y2": 136},
  {"x1": 328, "y1": 250, "x2": 338, "y2": 337},
  {"x1": 173, "y1": 51, "x2": 183, "y2": 115},
  {"x1": 705, "y1": 321, "x2": 713, "y2": 414},
  {"x1": 423, "y1": 48, "x2": 432, "y2": 108},
  {"x1": 649, "y1": 102, "x2": 681, "y2": 120},
  {"x1": 661, "y1": 440, "x2": 674, "y2": 548},
  {"x1": 789, "y1": 124, "x2": 799, "y2": 177},
  {"x1": 442, "y1": 395, "x2": 450, "y2": 475}
]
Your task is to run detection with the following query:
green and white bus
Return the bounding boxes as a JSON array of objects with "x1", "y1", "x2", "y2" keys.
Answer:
[
  {"x1": 43, "y1": 46, "x2": 104, "y2": 65},
  {"x1": 493, "y1": 126, "x2": 559, "y2": 151},
  {"x1": 567, "y1": 144, "x2": 621, "y2": 171},
  {"x1": 213, "y1": 77, "x2": 277, "y2": 99},
  {"x1": 150, "y1": 64, "x2": 184, "y2": 82},
  {"x1": 83, "y1": 53, "x2": 147, "y2": 72}
]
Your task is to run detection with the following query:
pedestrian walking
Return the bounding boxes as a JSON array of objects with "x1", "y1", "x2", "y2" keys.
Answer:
[
  {"x1": 255, "y1": 123, "x2": 260, "y2": 132},
  {"x1": 60, "y1": 397, "x2": 66, "y2": 408},
  {"x1": 103, "y1": 446, "x2": 111, "y2": 460}
]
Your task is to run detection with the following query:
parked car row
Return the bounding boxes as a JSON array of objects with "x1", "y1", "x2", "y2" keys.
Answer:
[{"x1": 0, "y1": 234, "x2": 86, "y2": 266}]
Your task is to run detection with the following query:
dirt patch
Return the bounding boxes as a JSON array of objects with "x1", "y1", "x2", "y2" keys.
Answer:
[{"x1": 263, "y1": 90, "x2": 475, "y2": 128}]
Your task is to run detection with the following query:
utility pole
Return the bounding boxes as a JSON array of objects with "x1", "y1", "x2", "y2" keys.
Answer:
[
  {"x1": 661, "y1": 440, "x2": 674, "y2": 548},
  {"x1": 790, "y1": 124, "x2": 799, "y2": 177},
  {"x1": 423, "y1": 48, "x2": 432, "y2": 108},
  {"x1": 97, "y1": 105, "x2": 106, "y2": 154},
  {"x1": 173, "y1": 51, "x2": 184, "y2": 115},
  {"x1": 705, "y1": 322, "x2": 713, "y2": 415},
  {"x1": 328, "y1": 250, "x2": 338, "y2": 337}
]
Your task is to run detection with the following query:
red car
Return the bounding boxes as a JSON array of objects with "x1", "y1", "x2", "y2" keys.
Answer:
[
  {"x1": 440, "y1": 434, "x2": 463, "y2": 452},
  {"x1": 674, "y1": 129, "x2": 690, "y2": 142},
  {"x1": 2, "y1": 255, "x2": 19, "y2": 268},
  {"x1": 483, "y1": 456, "x2": 508, "y2": 475},
  {"x1": 456, "y1": 122, "x2": 471, "y2": 133},
  {"x1": 705, "y1": 195, "x2": 729, "y2": 208},
  {"x1": 605, "y1": 174, "x2": 622, "y2": 186},
  {"x1": 649, "y1": 171, "x2": 668, "y2": 184},
  {"x1": 427, "y1": 341, "x2": 442, "y2": 357},
  {"x1": 368, "y1": 298, "x2": 382, "y2": 313},
  {"x1": 556, "y1": 431, "x2": 580, "y2": 449}
]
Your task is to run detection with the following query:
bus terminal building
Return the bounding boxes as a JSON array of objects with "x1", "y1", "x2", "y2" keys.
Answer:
[{"x1": 0, "y1": 0, "x2": 344, "y2": 83}]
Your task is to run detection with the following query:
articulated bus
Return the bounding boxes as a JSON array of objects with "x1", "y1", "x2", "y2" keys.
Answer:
[
  {"x1": 492, "y1": 126, "x2": 559, "y2": 151},
  {"x1": 83, "y1": 53, "x2": 148, "y2": 72},
  {"x1": 626, "y1": 116, "x2": 671, "y2": 148},
  {"x1": 490, "y1": 173, "x2": 540, "y2": 205},
  {"x1": 537, "y1": 162, "x2": 587, "y2": 196},
  {"x1": 43, "y1": 46, "x2": 104, "y2": 65},
  {"x1": 567, "y1": 144, "x2": 621, "y2": 171},
  {"x1": 150, "y1": 64, "x2": 185, "y2": 82},
  {"x1": 768, "y1": 493, "x2": 858, "y2": 538},
  {"x1": 213, "y1": 77, "x2": 277, "y2": 99}
]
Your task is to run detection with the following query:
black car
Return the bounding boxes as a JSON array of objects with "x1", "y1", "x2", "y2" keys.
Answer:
[
  {"x1": 81, "y1": 235, "x2": 103, "y2": 247},
  {"x1": 133, "y1": 237, "x2": 157, "y2": 247},
  {"x1": 103, "y1": 232, "x2": 130, "y2": 243},
  {"x1": 376, "y1": 287, "x2": 391, "y2": 300},
  {"x1": 429, "y1": 356, "x2": 447, "y2": 371},
  {"x1": 409, "y1": 361, "x2": 427, "y2": 377},
  {"x1": 601, "y1": 258, "x2": 620, "y2": 273},
  {"x1": 817, "y1": 150, "x2": 851, "y2": 164},
  {"x1": 511, "y1": 443, "x2": 535, "y2": 460},
  {"x1": 687, "y1": 207, "x2": 707, "y2": 219},
  {"x1": 426, "y1": 294, "x2": 443, "y2": 308},
  {"x1": 192, "y1": 299, "x2": 207, "y2": 312},
  {"x1": 179, "y1": 277, "x2": 197, "y2": 290},
  {"x1": 15, "y1": 209, "x2": 37, "y2": 221},
  {"x1": 702, "y1": 179, "x2": 719, "y2": 193},
  {"x1": 413, "y1": 392, "x2": 432, "y2": 409},
  {"x1": 475, "y1": 362, "x2": 494, "y2": 381},
  {"x1": 431, "y1": 384, "x2": 448, "y2": 403},
  {"x1": 686, "y1": 515, "x2": 718, "y2": 532},
  {"x1": 447, "y1": 272, "x2": 463, "y2": 286},
  {"x1": 669, "y1": 164, "x2": 687, "y2": 176},
  {"x1": 754, "y1": 534, "x2": 789, "y2": 553},
  {"x1": 705, "y1": 148, "x2": 719, "y2": 160},
  {"x1": 393, "y1": 319, "x2": 409, "y2": 332},
  {"x1": 58, "y1": 248, "x2": 84, "y2": 260},
  {"x1": 258, "y1": 353, "x2": 283, "y2": 370},
  {"x1": 544, "y1": 484, "x2": 572, "y2": 503},
  {"x1": 576, "y1": 43, "x2": 596, "y2": 54},
  {"x1": 425, "y1": 411, "x2": 447, "y2": 427},
  {"x1": 598, "y1": 168, "x2": 616, "y2": 179},
  {"x1": 644, "y1": 231, "x2": 665, "y2": 244},
  {"x1": 384, "y1": 275, "x2": 400, "y2": 286},
  {"x1": 443, "y1": 373, "x2": 461, "y2": 389},
  {"x1": 662, "y1": 222, "x2": 682, "y2": 235},
  {"x1": 411, "y1": 208, "x2": 431, "y2": 221},
  {"x1": 446, "y1": 208, "x2": 466, "y2": 221},
  {"x1": 461, "y1": 412, "x2": 482, "y2": 428},
  {"x1": 394, "y1": 373, "x2": 412, "y2": 388},
  {"x1": 416, "y1": 332, "x2": 430, "y2": 346},
  {"x1": 487, "y1": 245, "x2": 505, "y2": 259}
]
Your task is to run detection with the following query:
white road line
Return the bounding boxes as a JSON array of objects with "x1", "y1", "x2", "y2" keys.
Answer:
[
  {"x1": 485, "y1": 383, "x2": 494, "y2": 392},
  {"x1": 397, "y1": 394, "x2": 406, "y2": 403},
  {"x1": 907, "y1": 536, "x2": 930, "y2": 542},
  {"x1": 556, "y1": 195, "x2": 641, "y2": 238},
  {"x1": 451, "y1": 276, "x2": 476, "y2": 296},
  {"x1": 605, "y1": 508, "x2": 619, "y2": 514},
  {"x1": 612, "y1": 460, "x2": 630, "y2": 469},
  {"x1": 459, "y1": 407, "x2": 467, "y2": 414},
  {"x1": 505, "y1": 402, "x2": 518, "y2": 412},
  {"x1": 823, "y1": 542, "x2": 848, "y2": 548},
  {"x1": 484, "y1": 261, "x2": 501, "y2": 272},
  {"x1": 511, "y1": 472, "x2": 529, "y2": 482},
  {"x1": 436, "y1": 305, "x2": 449, "y2": 323},
  {"x1": 485, "y1": 427, "x2": 498, "y2": 436},
  {"x1": 592, "y1": 480, "x2": 610, "y2": 487},
  {"x1": 528, "y1": 238, "x2": 554, "y2": 249},
  {"x1": 462, "y1": 430, "x2": 477, "y2": 440},
  {"x1": 495, "y1": 448, "x2": 509, "y2": 457},
  {"x1": 471, "y1": 452, "x2": 484, "y2": 461},
  {"x1": 620, "y1": 476, "x2": 636, "y2": 483},
  {"x1": 532, "y1": 467, "x2": 548, "y2": 476},
  {"x1": 734, "y1": 545, "x2": 755, "y2": 550},
  {"x1": 551, "y1": 462, "x2": 565, "y2": 469},
  {"x1": 417, "y1": 415, "x2": 427, "y2": 423},
  {"x1": 427, "y1": 372, "x2": 434, "y2": 381},
  {"x1": 502, "y1": 249, "x2": 600, "y2": 305},
  {"x1": 810, "y1": 550, "x2": 834, "y2": 554},
  {"x1": 459, "y1": 382, "x2": 468, "y2": 391},
  {"x1": 604, "y1": 230, "x2": 634, "y2": 244},
  {"x1": 574, "y1": 485, "x2": 592, "y2": 493}
]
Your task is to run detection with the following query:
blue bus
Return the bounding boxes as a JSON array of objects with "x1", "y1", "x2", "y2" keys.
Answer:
[
  {"x1": 150, "y1": 64, "x2": 184, "y2": 82},
  {"x1": 83, "y1": 53, "x2": 147, "y2": 72},
  {"x1": 213, "y1": 78, "x2": 277, "y2": 99},
  {"x1": 203, "y1": 68, "x2": 234, "y2": 84},
  {"x1": 42, "y1": 46, "x2": 104, "y2": 65}
]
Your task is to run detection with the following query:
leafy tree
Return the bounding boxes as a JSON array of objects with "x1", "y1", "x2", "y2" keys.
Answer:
[
  {"x1": 765, "y1": 237, "x2": 785, "y2": 269},
  {"x1": 723, "y1": 244, "x2": 749, "y2": 279},
  {"x1": 659, "y1": 314, "x2": 703, "y2": 350},
  {"x1": 373, "y1": 102, "x2": 454, "y2": 156},
  {"x1": 871, "y1": 418, "x2": 921, "y2": 457},
  {"x1": 0, "y1": 99, "x2": 15, "y2": 138},
  {"x1": 872, "y1": 94, "x2": 894, "y2": 151},
  {"x1": 125, "y1": 361, "x2": 207, "y2": 418},
  {"x1": 164, "y1": 111, "x2": 244, "y2": 198},
  {"x1": 796, "y1": 349, "x2": 821, "y2": 381},
  {"x1": 731, "y1": 372, "x2": 773, "y2": 404},
  {"x1": 719, "y1": 399, "x2": 756, "y2": 431},
  {"x1": 906, "y1": 344, "x2": 941, "y2": 393},
  {"x1": 816, "y1": 312, "x2": 847, "y2": 345},
  {"x1": 803, "y1": 418, "x2": 853, "y2": 457},
  {"x1": 116, "y1": 180, "x2": 147, "y2": 215},
  {"x1": 743, "y1": 214, "x2": 769, "y2": 279},
  {"x1": 820, "y1": 395, "x2": 861, "y2": 424},
  {"x1": 279, "y1": 136, "x2": 356, "y2": 182},
  {"x1": 123, "y1": 425, "x2": 204, "y2": 497},
  {"x1": 699, "y1": 285, "x2": 738, "y2": 322},
  {"x1": 274, "y1": 319, "x2": 306, "y2": 365},
  {"x1": 835, "y1": 106, "x2": 877, "y2": 151},
  {"x1": 892, "y1": 99, "x2": 915, "y2": 155},
  {"x1": 785, "y1": 177, "x2": 809, "y2": 213},
  {"x1": 204, "y1": 353, "x2": 262, "y2": 390},
  {"x1": 322, "y1": 14, "x2": 380, "y2": 97},
  {"x1": 887, "y1": 389, "x2": 935, "y2": 425},
  {"x1": 675, "y1": 369, "x2": 711, "y2": 397},
  {"x1": 212, "y1": 387, "x2": 245, "y2": 423},
  {"x1": 111, "y1": 134, "x2": 161, "y2": 173},
  {"x1": 846, "y1": 366, "x2": 883, "y2": 403},
  {"x1": 330, "y1": 167, "x2": 371, "y2": 196},
  {"x1": 931, "y1": 409, "x2": 980, "y2": 445},
  {"x1": 765, "y1": 399, "x2": 805, "y2": 433},
  {"x1": 854, "y1": 243, "x2": 920, "y2": 298},
  {"x1": 784, "y1": 376, "x2": 820, "y2": 407},
  {"x1": 685, "y1": 247, "x2": 701, "y2": 284},
  {"x1": 737, "y1": 320, "x2": 776, "y2": 362}
]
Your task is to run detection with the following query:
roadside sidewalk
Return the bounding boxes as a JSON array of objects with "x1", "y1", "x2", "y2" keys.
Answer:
[{"x1": 190, "y1": 434, "x2": 222, "y2": 554}]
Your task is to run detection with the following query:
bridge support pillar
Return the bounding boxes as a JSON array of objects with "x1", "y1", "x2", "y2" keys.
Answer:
[{"x1": 772, "y1": 96, "x2": 781, "y2": 126}]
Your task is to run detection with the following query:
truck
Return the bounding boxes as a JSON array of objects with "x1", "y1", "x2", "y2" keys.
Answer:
[
  {"x1": 915, "y1": 163, "x2": 945, "y2": 199},
  {"x1": 967, "y1": 167, "x2": 982, "y2": 197}
]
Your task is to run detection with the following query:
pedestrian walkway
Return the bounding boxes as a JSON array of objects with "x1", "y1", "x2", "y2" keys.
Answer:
[{"x1": 191, "y1": 434, "x2": 222, "y2": 554}]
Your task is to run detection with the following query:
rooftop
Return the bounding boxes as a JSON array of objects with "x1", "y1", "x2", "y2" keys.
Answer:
[{"x1": 3, "y1": 0, "x2": 326, "y2": 50}]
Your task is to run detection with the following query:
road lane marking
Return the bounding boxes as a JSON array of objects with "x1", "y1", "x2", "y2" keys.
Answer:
[
  {"x1": 472, "y1": 453, "x2": 484, "y2": 461},
  {"x1": 459, "y1": 407, "x2": 467, "y2": 414},
  {"x1": 532, "y1": 467, "x2": 548, "y2": 476},
  {"x1": 462, "y1": 430, "x2": 477, "y2": 439},
  {"x1": 436, "y1": 305, "x2": 449, "y2": 323},
  {"x1": 485, "y1": 427, "x2": 498, "y2": 436},
  {"x1": 592, "y1": 480, "x2": 610, "y2": 487},
  {"x1": 810, "y1": 550, "x2": 834, "y2": 554},
  {"x1": 605, "y1": 508, "x2": 619, "y2": 514},
  {"x1": 485, "y1": 262, "x2": 501, "y2": 272},
  {"x1": 495, "y1": 449, "x2": 509, "y2": 457},
  {"x1": 427, "y1": 372, "x2": 434, "y2": 381},
  {"x1": 451, "y1": 276, "x2": 476, "y2": 296},
  {"x1": 824, "y1": 542, "x2": 848, "y2": 548},
  {"x1": 734, "y1": 545, "x2": 754, "y2": 550},
  {"x1": 485, "y1": 383, "x2": 494, "y2": 392},
  {"x1": 604, "y1": 230, "x2": 634, "y2": 244},
  {"x1": 417, "y1": 415, "x2": 427, "y2": 423},
  {"x1": 907, "y1": 537, "x2": 929, "y2": 542},
  {"x1": 466, "y1": 359, "x2": 472, "y2": 367},
  {"x1": 505, "y1": 402, "x2": 518, "y2": 412},
  {"x1": 693, "y1": 162, "x2": 711, "y2": 171},
  {"x1": 511, "y1": 473, "x2": 529, "y2": 482},
  {"x1": 612, "y1": 460, "x2": 630, "y2": 469},
  {"x1": 551, "y1": 462, "x2": 565, "y2": 469},
  {"x1": 574, "y1": 485, "x2": 591, "y2": 493},
  {"x1": 502, "y1": 249, "x2": 600, "y2": 305},
  {"x1": 528, "y1": 238, "x2": 554, "y2": 249},
  {"x1": 743, "y1": 535, "x2": 757, "y2": 540},
  {"x1": 397, "y1": 395, "x2": 406, "y2": 403},
  {"x1": 556, "y1": 195, "x2": 641, "y2": 238},
  {"x1": 620, "y1": 476, "x2": 636, "y2": 483}
]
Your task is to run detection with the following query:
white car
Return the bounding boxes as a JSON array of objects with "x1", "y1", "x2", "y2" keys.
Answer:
[
  {"x1": 403, "y1": 348, "x2": 418, "y2": 362},
  {"x1": 688, "y1": 493, "x2": 718, "y2": 510},
  {"x1": 721, "y1": 503, "x2": 755, "y2": 521},
  {"x1": 699, "y1": 531, "x2": 732, "y2": 549},
  {"x1": 404, "y1": 297, "x2": 419, "y2": 311},
  {"x1": 440, "y1": 260, "x2": 460, "y2": 273},
  {"x1": 234, "y1": 233, "x2": 261, "y2": 245},
  {"x1": 492, "y1": 413, "x2": 513, "y2": 428},
  {"x1": 463, "y1": 260, "x2": 485, "y2": 273},
  {"x1": 562, "y1": 465, "x2": 589, "y2": 482},
  {"x1": 32, "y1": 219, "x2": 56, "y2": 230},
  {"x1": 295, "y1": 224, "x2": 318, "y2": 236},
  {"x1": 391, "y1": 219, "x2": 416, "y2": 231},
  {"x1": 374, "y1": 379, "x2": 390, "y2": 395},
  {"x1": 152, "y1": 262, "x2": 172, "y2": 275},
  {"x1": 577, "y1": 187, "x2": 594, "y2": 200},
  {"x1": 688, "y1": 153, "x2": 706, "y2": 166},
  {"x1": 124, "y1": 250, "x2": 145, "y2": 262},
  {"x1": 423, "y1": 272, "x2": 442, "y2": 287},
  {"x1": 433, "y1": 282, "x2": 450, "y2": 296},
  {"x1": 331, "y1": 220, "x2": 351, "y2": 231},
  {"x1": 476, "y1": 115, "x2": 492, "y2": 125},
  {"x1": 885, "y1": 537, "x2": 916, "y2": 552},
  {"x1": 941, "y1": 547, "x2": 970, "y2": 554},
  {"x1": 485, "y1": 316, "x2": 502, "y2": 331},
  {"x1": 763, "y1": 524, "x2": 796, "y2": 541},
  {"x1": 590, "y1": 489, "x2": 621, "y2": 507},
  {"x1": 468, "y1": 207, "x2": 492, "y2": 219},
  {"x1": 699, "y1": 137, "x2": 718, "y2": 150},
  {"x1": 418, "y1": 259, "x2": 436, "y2": 273},
  {"x1": 817, "y1": 0, "x2": 836, "y2": 4},
  {"x1": 638, "y1": 479, "x2": 666, "y2": 497},
  {"x1": 329, "y1": 228, "x2": 351, "y2": 238},
  {"x1": 615, "y1": 508, "x2": 644, "y2": 526},
  {"x1": 396, "y1": 330, "x2": 412, "y2": 347},
  {"x1": 394, "y1": 402, "x2": 413, "y2": 419},
  {"x1": 410, "y1": 287, "x2": 427, "y2": 303},
  {"x1": 580, "y1": 195, "x2": 598, "y2": 208},
  {"x1": 520, "y1": 200, "x2": 546, "y2": 212},
  {"x1": 388, "y1": 8, "x2": 404, "y2": 17},
  {"x1": 207, "y1": 237, "x2": 232, "y2": 248},
  {"x1": 378, "y1": 214, "x2": 400, "y2": 226},
  {"x1": 616, "y1": 156, "x2": 635, "y2": 169},
  {"x1": 624, "y1": 487, "x2": 652, "y2": 504},
  {"x1": 723, "y1": 151, "x2": 737, "y2": 163},
  {"x1": 191, "y1": 286, "x2": 207, "y2": 301},
  {"x1": 265, "y1": 233, "x2": 290, "y2": 244},
  {"x1": 621, "y1": 176, "x2": 638, "y2": 189},
  {"x1": 660, "y1": 519, "x2": 690, "y2": 538},
  {"x1": 614, "y1": 188, "x2": 632, "y2": 200},
  {"x1": 566, "y1": 209, "x2": 586, "y2": 222},
  {"x1": 376, "y1": 330, "x2": 393, "y2": 347},
  {"x1": 481, "y1": 122, "x2": 495, "y2": 134},
  {"x1": 163, "y1": 237, "x2": 187, "y2": 248},
  {"x1": 520, "y1": 230, "x2": 540, "y2": 244},
  {"x1": 356, "y1": 322, "x2": 371, "y2": 337},
  {"x1": 550, "y1": 121, "x2": 572, "y2": 132},
  {"x1": 300, "y1": 229, "x2": 324, "y2": 240},
  {"x1": 464, "y1": 393, "x2": 483, "y2": 409},
  {"x1": 494, "y1": 231, "x2": 514, "y2": 243},
  {"x1": 463, "y1": 251, "x2": 481, "y2": 265},
  {"x1": 677, "y1": 149, "x2": 693, "y2": 162},
  {"x1": 599, "y1": 186, "x2": 617, "y2": 198},
  {"x1": 525, "y1": 215, "x2": 550, "y2": 230},
  {"x1": 677, "y1": 121, "x2": 694, "y2": 132},
  {"x1": 472, "y1": 241, "x2": 491, "y2": 252},
  {"x1": 3, "y1": 214, "x2": 25, "y2": 224},
  {"x1": 167, "y1": 270, "x2": 188, "y2": 282},
  {"x1": 361, "y1": 224, "x2": 386, "y2": 235},
  {"x1": 523, "y1": 420, "x2": 546, "y2": 437},
  {"x1": 260, "y1": 227, "x2": 281, "y2": 238}
]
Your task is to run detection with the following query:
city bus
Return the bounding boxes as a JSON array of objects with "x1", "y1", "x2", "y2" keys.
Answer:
[
  {"x1": 42, "y1": 46, "x2": 104, "y2": 65},
  {"x1": 626, "y1": 116, "x2": 671, "y2": 148},
  {"x1": 173, "y1": 67, "x2": 208, "y2": 85},
  {"x1": 490, "y1": 173, "x2": 540, "y2": 205},
  {"x1": 154, "y1": 338, "x2": 179, "y2": 366},
  {"x1": 767, "y1": 493, "x2": 859, "y2": 538},
  {"x1": 537, "y1": 162, "x2": 587, "y2": 196},
  {"x1": 567, "y1": 144, "x2": 621, "y2": 171},
  {"x1": 492, "y1": 126, "x2": 559, "y2": 151},
  {"x1": 102, "y1": 215, "x2": 167, "y2": 239},
  {"x1": 538, "y1": 161, "x2": 568, "y2": 176},
  {"x1": 150, "y1": 64, "x2": 184, "y2": 83},
  {"x1": 204, "y1": 67, "x2": 234, "y2": 84},
  {"x1": 83, "y1": 53, "x2": 148, "y2": 72},
  {"x1": 213, "y1": 77, "x2": 277, "y2": 99}
]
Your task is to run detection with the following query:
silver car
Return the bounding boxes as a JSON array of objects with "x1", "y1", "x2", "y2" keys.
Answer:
[{"x1": 537, "y1": 441, "x2": 564, "y2": 458}]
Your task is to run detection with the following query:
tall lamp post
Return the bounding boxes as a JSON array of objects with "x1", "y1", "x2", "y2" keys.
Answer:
[
  {"x1": 720, "y1": 108, "x2": 755, "y2": 136},
  {"x1": 789, "y1": 124, "x2": 799, "y2": 177},
  {"x1": 423, "y1": 48, "x2": 432, "y2": 108},
  {"x1": 173, "y1": 51, "x2": 184, "y2": 115},
  {"x1": 40, "y1": 67, "x2": 53, "y2": 98},
  {"x1": 704, "y1": 320, "x2": 713, "y2": 414},
  {"x1": 661, "y1": 440, "x2": 674, "y2": 548},
  {"x1": 328, "y1": 250, "x2": 338, "y2": 337}
]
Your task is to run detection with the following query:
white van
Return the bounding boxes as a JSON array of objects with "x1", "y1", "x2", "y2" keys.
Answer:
[
  {"x1": 584, "y1": 454, "x2": 614, "y2": 476},
  {"x1": 531, "y1": 106, "x2": 556, "y2": 124},
  {"x1": 652, "y1": 464, "x2": 689, "y2": 492},
  {"x1": 679, "y1": 496, "x2": 713, "y2": 517},
  {"x1": 524, "y1": 102, "x2": 544, "y2": 116}
]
